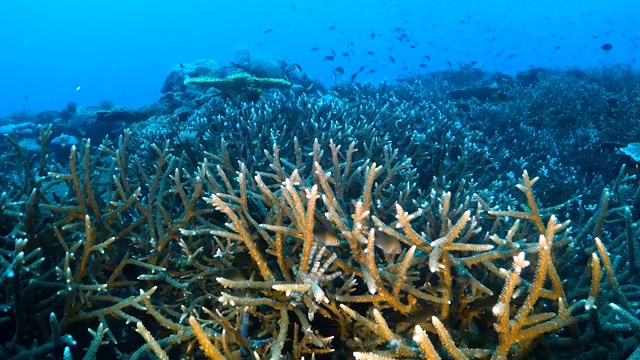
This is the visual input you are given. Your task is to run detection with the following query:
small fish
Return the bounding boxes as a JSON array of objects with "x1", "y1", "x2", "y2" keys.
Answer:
[
  {"x1": 313, "y1": 227, "x2": 340, "y2": 246},
  {"x1": 264, "y1": 28, "x2": 273, "y2": 34},
  {"x1": 328, "y1": 25, "x2": 337, "y2": 30},
  {"x1": 389, "y1": 56, "x2": 396, "y2": 63},
  {"x1": 374, "y1": 231, "x2": 402, "y2": 255},
  {"x1": 334, "y1": 67, "x2": 345, "y2": 75},
  {"x1": 368, "y1": 69, "x2": 377, "y2": 74},
  {"x1": 508, "y1": 53, "x2": 516, "y2": 59},
  {"x1": 311, "y1": 47, "x2": 320, "y2": 51},
  {"x1": 350, "y1": 72, "x2": 358, "y2": 81},
  {"x1": 367, "y1": 51, "x2": 375, "y2": 55},
  {"x1": 419, "y1": 63, "x2": 427, "y2": 68},
  {"x1": 179, "y1": 63, "x2": 184, "y2": 68},
  {"x1": 370, "y1": 31, "x2": 376, "y2": 39},
  {"x1": 324, "y1": 54, "x2": 335, "y2": 61},
  {"x1": 601, "y1": 43, "x2": 613, "y2": 51},
  {"x1": 554, "y1": 45, "x2": 560, "y2": 50},
  {"x1": 358, "y1": 65, "x2": 366, "y2": 72},
  {"x1": 293, "y1": 64, "x2": 302, "y2": 72},
  {"x1": 424, "y1": 55, "x2": 431, "y2": 61},
  {"x1": 342, "y1": 52, "x2": 350, "y2": 57},
  {"x1": 446, "y1": 60, "x2": 452, "y2": 67}
]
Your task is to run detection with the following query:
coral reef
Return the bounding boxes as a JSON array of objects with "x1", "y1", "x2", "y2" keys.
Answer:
[
  {"x1": 185, "y1": 72, "x2": 292, "y2": 101},
  {"x1": 1, "y1": 64, "x2": 640, "y2": 359}
]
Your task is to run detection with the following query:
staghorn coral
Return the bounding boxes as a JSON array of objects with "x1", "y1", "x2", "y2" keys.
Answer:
[
  {"x1": 1, "y1": 123, "x2": 638, "y2": 359},
  {"x1": 3, "y1": 65, "x2": 640, "y2": 359}
]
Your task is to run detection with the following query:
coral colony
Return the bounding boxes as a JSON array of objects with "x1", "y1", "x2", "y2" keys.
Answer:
[{"x1": 1, "y1": 59, "x2": 640, "y2": 359}]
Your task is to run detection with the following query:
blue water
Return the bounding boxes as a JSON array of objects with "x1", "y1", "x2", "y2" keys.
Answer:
[{"x1": 0, "y1": 0, "x2": 636, "y2": 117}]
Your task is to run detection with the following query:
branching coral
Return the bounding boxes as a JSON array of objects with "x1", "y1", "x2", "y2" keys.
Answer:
[{"x1": 1, "y1": 118, "x2": 639, "y2": 359}]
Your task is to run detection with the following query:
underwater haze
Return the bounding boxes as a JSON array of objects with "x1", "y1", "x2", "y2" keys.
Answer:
[{"x1": 0, "y1": 0, "x2": 637, "y2": 116}]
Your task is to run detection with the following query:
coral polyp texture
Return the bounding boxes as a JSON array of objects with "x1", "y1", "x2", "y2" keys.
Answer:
[{"x1": 1, "y1": 63, "x2": 640, "y2": 359}]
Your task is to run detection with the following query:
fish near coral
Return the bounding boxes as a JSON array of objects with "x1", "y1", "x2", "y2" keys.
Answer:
[
  {"x1": 374, "y1": 231, "x2": 402, "y2": 255},
  {"x1": 313, "y1": 226, "x2": 340, "y2": 246}
]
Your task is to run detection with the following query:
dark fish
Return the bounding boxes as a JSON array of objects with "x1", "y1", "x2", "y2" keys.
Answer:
[
  {"x1": 446, "y1": 60, "x2": 452, "y2": 67},
  {"x1": 350, "y1": 72, "x2": 358, "y2": 81},
  {"x1": 324, "y1": 55, "x2": 335, "y2": 61},
  {"x1": 311, "y1": 47, "x2": 320, "y2": 51},
  {"x1": 329, "y1": 25, "x2": 337, "y2": 30},
  {"x1": 419, "y1": 63, "x2": 427, "y2": 68},
  {"x1": 554, "y1": 45, "x2": 560, "y2": 49},
  {"x1": 410, "y1": 45, "x2": 416, "y2": 48},
  {"x1": 334, "y1": 67, "x2": 345, "y2": 75},
  {"x1": 179, "y1": 63, "x2": 185, "y2": 68},
  {"x1": 367, "y1": 51, "x2": 375, "y2": 55},
  {"x1": 313, "y1": 226, "x2": 340, "y2": 246},
  {"x1": 342, "y1": 52, "x2": 349, "y2": 57},
  {"x1": 368, "y1": 69, "x2": 377, "y2": 74},
  {"x1": 508, "y1": 53, "x2": 516, "y2": 59},
  {"x1": 601, "y1": 43, "x2": 613, "y2": 51},
  {"x1": 389, "y1": 56, "x2": 396, "y2": 63},
  {"x1": 264, "y1": 29, "x2": 273, "y2": 34},
  {"x1": 370, "y1": 31, "x2": 376, "y2": 39},
  {"x1": 470, "y1": 60, "x2": 477, "y2": 66},
  {"x1": 358, "y1": 65, "x2": 366, "y2": 72},
  {"x1": 293, "y1": 64, "x2": 302, "y2": 72},
  {"x1": 424, "y1": 55, "x2": 431, "y2": 61}
]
